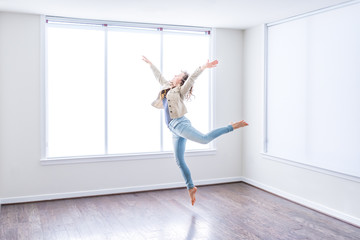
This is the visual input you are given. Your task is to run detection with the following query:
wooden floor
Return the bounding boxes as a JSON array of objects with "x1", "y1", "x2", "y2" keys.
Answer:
[{"x1": 1, "y1": 182, "x2": 359, "y2": 240}]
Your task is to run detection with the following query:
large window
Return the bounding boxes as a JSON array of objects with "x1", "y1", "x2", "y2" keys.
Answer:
[{"x1": 44, "y1": 17, "x2": 212, "y2": 160}]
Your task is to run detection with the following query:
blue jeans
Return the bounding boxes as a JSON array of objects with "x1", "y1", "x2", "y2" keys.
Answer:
[{"x1": 168, "y1": 116, "x2": 233, "y2": 189}]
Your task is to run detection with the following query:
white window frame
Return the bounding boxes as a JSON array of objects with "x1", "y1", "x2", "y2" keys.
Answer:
[{"x1": 40, "y1": 16, "x2": 217, "y2": 165}]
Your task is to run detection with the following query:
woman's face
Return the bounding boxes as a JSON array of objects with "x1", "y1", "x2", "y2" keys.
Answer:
[{"x1": 171, "y1": 72, "x2": 185, "y2": 86}]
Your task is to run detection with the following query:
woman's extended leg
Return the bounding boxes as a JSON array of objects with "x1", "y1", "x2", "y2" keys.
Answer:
[
  {"x1": 172, "y1": 134, "x2": 197, "y2": 205},
  {"x1": 173, "y1": 119, "x2": 248, "y2": 144},
  {"x1": 180, "y1": 124, "x2": 233, "y2": 144}
]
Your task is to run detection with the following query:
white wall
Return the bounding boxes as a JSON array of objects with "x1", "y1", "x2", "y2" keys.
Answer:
[
  {"x1": 0, "y1": 12, "x2": 244, "y2": 202},
  {"x1": 242, "y1": 25, "x2": 360, "y2": 226}
]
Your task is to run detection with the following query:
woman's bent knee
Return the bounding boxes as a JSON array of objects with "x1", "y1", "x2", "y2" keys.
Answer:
[{"x1": 198, "y1": 137, "x2": 210, "y2": 144}]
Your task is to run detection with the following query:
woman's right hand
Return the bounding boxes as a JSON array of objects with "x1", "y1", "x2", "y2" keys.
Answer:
[
  {"x1": 201, "y1": 59, "x2": 218, "y2": 70},
  {"x1": 142, "y1": 56, "x2": 152, "y2": 65}
]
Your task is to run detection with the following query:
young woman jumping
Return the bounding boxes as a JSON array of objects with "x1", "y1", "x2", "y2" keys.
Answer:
[{"x1": 142, "y1": 56, "x2": 248, "y2": 205}]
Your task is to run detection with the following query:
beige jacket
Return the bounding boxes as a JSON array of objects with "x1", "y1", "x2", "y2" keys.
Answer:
[{"x1": 150, "y1": 64, "x2": 204, "y2": 119}]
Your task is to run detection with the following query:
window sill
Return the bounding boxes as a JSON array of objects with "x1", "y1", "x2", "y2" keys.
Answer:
[
  {"x1": 260, "y1": 152, "x2": 360, "y2": 183},
  {"x1": 41, "y1": 149, "x2": 217, "y2": 165}
]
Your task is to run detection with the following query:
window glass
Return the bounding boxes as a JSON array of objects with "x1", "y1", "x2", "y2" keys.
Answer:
[
  {"x1": 107, "y1": 29, "x2": 161, "y2": 154},
  {"x1": 47, "y1": 26, "x2": 105, "y2": 157}
]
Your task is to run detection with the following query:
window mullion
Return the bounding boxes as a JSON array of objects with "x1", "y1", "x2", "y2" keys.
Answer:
[
  {"x1": 104, "y1": 24, "x2": 109, "y2": 155},
  {"x1": 159, "y1": 28, "x2": 164, "y2": 152}
]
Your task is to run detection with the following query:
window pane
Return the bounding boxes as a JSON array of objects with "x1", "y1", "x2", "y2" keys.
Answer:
[
  {"x1": 162, "y1": 32, "x2": 210, "y2": 151},
  {"x1": 107, "y1": 29, "x2": 161, "y2": 154},
  {"x1": 47, "y1": 26, "x2": 105, "y2": 157}
]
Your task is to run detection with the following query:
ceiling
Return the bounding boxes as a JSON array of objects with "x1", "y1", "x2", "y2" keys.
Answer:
[{"x1": 0, "y1": 0, "x2": 352, "y2": 29}]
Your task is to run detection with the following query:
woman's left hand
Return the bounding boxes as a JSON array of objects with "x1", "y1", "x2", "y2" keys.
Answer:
[
  {"x1": 201, "y1": 60, "x2": 218, "y2": 70},
  {"x1": 142, "y1": 56, "x2": 152, "y2": 65}
]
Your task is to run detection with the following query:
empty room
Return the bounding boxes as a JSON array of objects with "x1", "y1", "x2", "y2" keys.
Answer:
[{"x1": 0, "y1": 0, "x2": 360, "y2": 239}]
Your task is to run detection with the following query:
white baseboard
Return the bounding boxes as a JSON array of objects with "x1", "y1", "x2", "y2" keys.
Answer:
[
  {"x1": 242, "y1": 177, "x2": 360, "y2": 227},
  {"x1": 0, "y1": 177, "x2": 242, "y2": 205}
]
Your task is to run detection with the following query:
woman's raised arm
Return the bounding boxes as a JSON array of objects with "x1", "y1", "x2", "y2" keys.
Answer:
[
  {"x1": 142, "y1": 56, "x2": 168, "y2": 86},
  {"x1": 180, "y1": 59, "x2": 218, "y2": 96}
]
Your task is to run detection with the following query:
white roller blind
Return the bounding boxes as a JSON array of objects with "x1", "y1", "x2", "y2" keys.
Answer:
[{"x1": 266, "y1": 2, "x2": 360, "y2": 178}]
